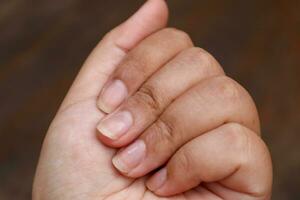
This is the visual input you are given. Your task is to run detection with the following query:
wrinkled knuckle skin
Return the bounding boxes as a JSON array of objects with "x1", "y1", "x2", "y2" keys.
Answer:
[
  {"x1": 145, "y1": 118, "x2": 176, "y2": 156},
  {"x1": 175, "y1": 148, "x2": 194, "y2": 173},
  {"x1": 163, "y1": 27, "x2": 193, "y2": 46},
  {"x1": 135, "y1": 85, "x2": 163, "y2": 114},
  {"x1": 168, "y1": 148, "x2": 200, "y2": 186},
  {"x1": 155, "y1": 118, "x2": 175, "y2": 143}
]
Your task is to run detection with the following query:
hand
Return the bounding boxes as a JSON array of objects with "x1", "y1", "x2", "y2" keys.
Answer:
[
  {"x1": 96, "y1": 22, "x2": 273, "y2": 200},
  {"x1": 33, "y1": 0, "x2": 272, "y2": 199}
]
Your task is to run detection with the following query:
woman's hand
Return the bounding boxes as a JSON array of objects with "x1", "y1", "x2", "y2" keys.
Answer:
[{"x1": 33, "y1": 0, "x2": 272, "y2": 199}]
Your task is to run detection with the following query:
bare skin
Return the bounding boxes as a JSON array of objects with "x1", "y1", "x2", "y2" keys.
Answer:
[{"x1": 33, "y1": 0, "x2": 272, "y2": 199}]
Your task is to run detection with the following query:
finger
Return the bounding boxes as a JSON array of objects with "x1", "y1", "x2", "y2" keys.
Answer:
[
  {"x1": 97, "y1": 27, "x2": 193, "y2": 114},
  {"x1": 60, "y1": 0, "x2": 169, "y2": 110},
  {"x1": 146, "y1": 123, "x2": 273, "y2": 198},
  {"x1": 111, "y1": 76, "x2": 260, "y2": 177},
  {"x1": 97, "y1": 47, "x2": 224, "y2": 145}
]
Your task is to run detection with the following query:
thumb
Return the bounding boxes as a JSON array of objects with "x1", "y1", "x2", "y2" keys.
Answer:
[
  {"x1": 112, "y1": 0, "x2": 169, "y2": 50},
  {"x1": 61, "y1": 0, "x2": 169, "y2": 110}
]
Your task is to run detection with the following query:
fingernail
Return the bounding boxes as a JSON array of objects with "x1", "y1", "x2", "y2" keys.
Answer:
[
  {"x1": 147, "y1": 168, "x2": 167, "y2": 192},
  {"x1": 112, "y1": 139, "x2": 146, "y2": 173},
  {"x1": 98, "y1": 79, "x2": 127, "y2": 113},
  {"x1": 97, "y1": 111, "x2": 133, "y2": 140}
]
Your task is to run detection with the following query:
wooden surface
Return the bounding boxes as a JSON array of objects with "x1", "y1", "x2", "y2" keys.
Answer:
[{"x1": 0, "y1": 0, "x2": 300, "y2": 199}]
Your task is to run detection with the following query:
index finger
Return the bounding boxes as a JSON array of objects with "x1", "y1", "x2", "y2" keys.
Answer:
[{"x1": 60, "y1": 0, "x2": 169, "y2": 111}]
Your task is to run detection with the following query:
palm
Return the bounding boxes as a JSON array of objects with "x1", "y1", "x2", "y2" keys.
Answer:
[{"x1": 35, "y1": 97, "x2": 217, "y2": 200}]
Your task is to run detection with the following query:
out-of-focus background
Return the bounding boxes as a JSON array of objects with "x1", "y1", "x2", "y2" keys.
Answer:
[{"x1": 0, "y1": 0, "x2": 299, "y2": 199}]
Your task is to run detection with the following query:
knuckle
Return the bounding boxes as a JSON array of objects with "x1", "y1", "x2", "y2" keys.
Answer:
[
  {"x1": 183, "y1": 47, "x2": 224, "y2": 74},
  {"x1": 223, "y1": 123, "x2": 247, "y2": 156},
  {"x1": 223, "y1": 123, "x2": 271, "y2": 196},
  {"x1": 210, "y1": 77, "x2": 259, "y2": 130},
  {"x1": 212, "y1": 76, "x2": 242, "y2": 103},
  {"x1": 224, "y1": 123, "x2": 244, "y2": 139},
  {"x1": 145, "y1": 118, "x2": 176, "y2": 155},
  {"x1": 135, "y1": 84, "x2": 163, "y2": 114},
  {"x1": 187, "y1": 47, "x2": 211, "y2": 63},
  {"x1": 176, "y1": 148, "x2": 193, "y2": 172},
  {"x1": 155, "y1": 117, "x2": 175, "y2": 142},
  {"x1": 163, "y1": 27, "x2": 193, "y2": 46}
]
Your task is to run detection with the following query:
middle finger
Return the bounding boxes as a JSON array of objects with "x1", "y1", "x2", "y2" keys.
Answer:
[{"x1": 97, "y1": 47, "x2": 223, "y2": 146}]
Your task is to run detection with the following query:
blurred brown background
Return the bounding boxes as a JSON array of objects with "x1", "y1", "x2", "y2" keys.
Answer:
[{"x1": 0, "y1": 0, "x2": 299, "y2": 199}]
